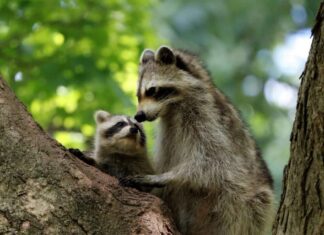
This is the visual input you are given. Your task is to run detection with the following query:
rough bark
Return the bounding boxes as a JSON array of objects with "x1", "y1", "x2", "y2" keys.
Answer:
[
  {"x1": 0, "y1": 77, "x2": 178, "y2": 234},
  {"x1": 272, "y1": 2, "x2": 324, "y2": 235}
]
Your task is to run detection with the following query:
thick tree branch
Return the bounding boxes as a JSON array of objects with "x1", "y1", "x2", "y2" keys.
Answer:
[{"x1": 0, "y1": 77, "x2": 178, "y2": 234}]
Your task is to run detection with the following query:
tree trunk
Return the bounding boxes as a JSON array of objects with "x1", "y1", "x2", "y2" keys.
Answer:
[
  {"x1": 0, "y1": 77, "x2": 178, "y2": 234},
  {"x1": 272, "y1": 2, "x2": 324, "y2": 235}
]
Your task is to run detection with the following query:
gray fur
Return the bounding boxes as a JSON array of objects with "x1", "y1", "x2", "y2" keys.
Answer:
[{"x1": 131, "y1": 46, "x2": 275, "y2": 234}]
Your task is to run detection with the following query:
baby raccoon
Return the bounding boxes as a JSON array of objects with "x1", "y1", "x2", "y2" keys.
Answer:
[
  {"x1": 92, "y1": 110, "x2": 153, "y2": 180},
  {"x1": 72, "y1": 110, "x2": 153, "y2": 188}
]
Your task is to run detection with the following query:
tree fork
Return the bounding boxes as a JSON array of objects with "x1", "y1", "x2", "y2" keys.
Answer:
[{"x1": 0, "y1": 77, "x2": 178, "y2": 234}]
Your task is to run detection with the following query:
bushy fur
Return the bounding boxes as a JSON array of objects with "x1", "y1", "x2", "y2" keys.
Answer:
[{"x1": 126, "y1": 46, "x2": 275, "y2": 234}]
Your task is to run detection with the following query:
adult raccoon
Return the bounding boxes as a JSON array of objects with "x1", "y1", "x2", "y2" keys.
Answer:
[{"x1": 123, "y1": 46, "x2": 274, "y2": 235}]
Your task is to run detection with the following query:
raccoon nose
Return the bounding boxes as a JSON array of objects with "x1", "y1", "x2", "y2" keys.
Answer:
[
  {"x1": 134, "y1": 111, "x2": 146, "y2": 122},
  {"x1": 129, "y1": 127, "x2": 138, "y2": 134}
]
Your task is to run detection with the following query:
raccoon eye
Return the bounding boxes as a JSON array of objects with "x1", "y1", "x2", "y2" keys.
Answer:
[
  {"x1": 145, "y1": 87, "x2": 157, "y2": 97},
  {"x1": 115, "y1": 121, "x2": 126, "y2": 128}
]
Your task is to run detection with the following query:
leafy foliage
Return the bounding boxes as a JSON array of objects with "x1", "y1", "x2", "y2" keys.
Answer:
[{"x1": 0, "y1": 0, "x2": 159, "y2": 149}]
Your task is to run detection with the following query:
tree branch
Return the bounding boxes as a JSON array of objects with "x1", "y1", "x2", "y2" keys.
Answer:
[{"x1": 0, "y1": 76, "x2": 179, "y2": 234}]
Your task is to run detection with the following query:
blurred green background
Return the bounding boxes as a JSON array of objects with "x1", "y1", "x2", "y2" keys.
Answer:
[{"x1": 0, "y1": 0, "x2": 319, "y2": 202}]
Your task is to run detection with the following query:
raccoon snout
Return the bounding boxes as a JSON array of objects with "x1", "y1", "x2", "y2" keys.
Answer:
[
  {"x1": 134, "y1": 111, "x2": 147, "y2": 122},
  {"x1": 129, "y1": 127, "x2": 138, "y2": 134}
]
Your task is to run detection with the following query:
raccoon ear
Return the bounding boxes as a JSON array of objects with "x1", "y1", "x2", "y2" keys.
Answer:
[
  {"x1": 94, "y1": 110, "x2": 111, "y2": 123},
  {"x1": 156, "y1": 46, "x2": 175, "y2": 65},
  {"x1": 140, "y1": 49, "x2": 155, "y2": 64}
]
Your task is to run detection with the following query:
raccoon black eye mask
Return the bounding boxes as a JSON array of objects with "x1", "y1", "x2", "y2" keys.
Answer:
[
  {"x1": 150, "y1": 87, "x2": 179, "y2": 101},
  {"x1": 105, "y1": 121, "x2": 127, "y2": 138},
  {"x1": 143, "y1": 86, "x2": 179, "y2": 101}
]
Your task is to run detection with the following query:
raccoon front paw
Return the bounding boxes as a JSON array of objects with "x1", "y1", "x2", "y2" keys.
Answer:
[
  {"x1": 119, "y1": 175, "x2": 145, "y2": 189},
  {"x1": 119, "y1": 175, "x2": 166, "y2": 189},
  {"x1": 68, "y1": 148, "x2": 84, "y2": 158},
  {"x1": 68, "y1": 148, "x2": 96, "y2": 166}
]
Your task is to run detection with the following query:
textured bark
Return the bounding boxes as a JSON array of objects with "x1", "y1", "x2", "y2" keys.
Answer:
[
  {"x1": 272, "y1": 3, "x2": 324, "y2": 235},
  {"x1": 0, "y1": 77, "x2": 178, "y2": 234}
]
